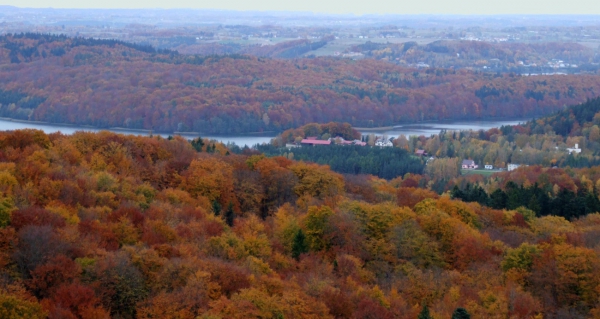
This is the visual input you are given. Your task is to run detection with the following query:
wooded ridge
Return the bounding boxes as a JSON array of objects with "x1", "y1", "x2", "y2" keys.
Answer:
[{"x1": 1, "y1": 33, "x2": 600, "y2": 134}]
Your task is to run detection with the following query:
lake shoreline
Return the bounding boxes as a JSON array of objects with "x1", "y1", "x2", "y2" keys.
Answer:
[
  {"x1": 0, "y1": 117, "x2": 531, "y2": 147},
  {"x1": 0, "y1": 117, "x2": 277, "y2": 138},
  {"x1": 0, "y1": 117, "x2": 98, "y2": 128},
  {"x1": 0, "y1": 118, "x2": 277, "y2": 146},
  {"x1": 356, "y1": 117, "x2": 532, "y2": 132},
  {"x1": 0, "y1": 115, "x2": 531, "y2": 136},
  {"x1": 354, "y1": 126, "x2": 395, "y2": 131}
]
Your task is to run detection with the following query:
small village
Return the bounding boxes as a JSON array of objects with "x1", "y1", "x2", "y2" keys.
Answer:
[
  {"x1": 460, "y1": 143, "x2": 582, "y2": 174},
  {"x1": 284, "y1": 132, "x2": 585, "y2": 176},
  {"x1": 285, "y1": 135, "x2": 393, "y2": 148}
]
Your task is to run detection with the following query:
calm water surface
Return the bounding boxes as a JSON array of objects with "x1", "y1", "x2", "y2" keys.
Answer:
[
  {"x1": 0, "y1": 119, "x2": 274, "y2": 146},
  {"x1": 361, "y1": 119, "x2": 531, "y2": 138},
  {"x1": 0, "y1": 118, "x2": 531, "y2": 146}
]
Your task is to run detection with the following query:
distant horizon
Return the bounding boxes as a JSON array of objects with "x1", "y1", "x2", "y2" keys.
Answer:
[
  {"x1": 4, "y1": 5, "x2": 600, "y2": 17},
  {"x1": 3, "y1": 0, "x2": 600, "y2": 15}
]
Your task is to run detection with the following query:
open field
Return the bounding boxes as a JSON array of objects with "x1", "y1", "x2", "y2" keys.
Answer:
[{"x1": 308, "y1": 37, "x2": 439, "y2": 56}]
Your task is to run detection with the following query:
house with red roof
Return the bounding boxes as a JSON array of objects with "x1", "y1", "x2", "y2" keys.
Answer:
[
  {"x1": 301, "y1": 139, "x2": 331, "y2": 145},
  {"x1": 462, "y1": 160, "x2": 478, "y2": 169}
]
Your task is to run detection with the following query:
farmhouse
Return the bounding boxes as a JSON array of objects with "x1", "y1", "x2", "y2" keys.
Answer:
[
  {"x1": 567, "y1": 143, "x2": 582, "y2": 154},
  {"x1": 462, "y1": 160, "x2": 478, "y2": 169},
  {"x1": 508, "y1": 163, "x2": 521, "y2": 171},
  {"x1": 375, "y1": 139, "x2": 393, "y2": 147},
  {"x1": 300, "y1": 138, "x2": 331, "y2": 145}
]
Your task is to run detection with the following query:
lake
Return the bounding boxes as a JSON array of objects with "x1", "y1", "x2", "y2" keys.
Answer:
[
  {"x1": 361, "y1": 119, "x2": 531, "y2": 138},
  {"x1": 0, "y1": 118, "x2": 531, "y2": 146},
  {"x1": 0, "y1": 119, "x2": 275, "y2": 147}
]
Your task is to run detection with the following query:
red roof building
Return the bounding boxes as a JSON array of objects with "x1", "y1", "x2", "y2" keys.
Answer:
[{"x1": 301, "y1": 139, "x2": 331, "y2": 145}]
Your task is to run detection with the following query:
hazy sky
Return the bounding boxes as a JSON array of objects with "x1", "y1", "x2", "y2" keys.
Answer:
[{"x1": 4, "y1": 0, "x2": 600, "y2": 15}]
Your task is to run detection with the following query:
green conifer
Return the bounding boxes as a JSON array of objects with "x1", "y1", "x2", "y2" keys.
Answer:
[
  {"x1": 451, "y1": 307, "x2": 470, "y2": 319},
  {"x1": 417, "y1": 305, "x2": 432, "y2": 319},
  {"x1": 212, "y1": 200, "x2": 222, "y2": 216},
  {"x1": 291, "y1": 229, "x2": 309, "y2": 260},
  {"x1": 225, "y1": 202, "x2": 235, "y2": 227}
]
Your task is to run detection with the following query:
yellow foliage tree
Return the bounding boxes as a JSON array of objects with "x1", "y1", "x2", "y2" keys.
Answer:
[
  {"x1": 0, "y1": 293, "x2": 46, "y2": 319},
  {"x1": 181, "y1": 157, "x2": 234, "y2": 206},
  {"x1": 289, "y1": 162, "x2": 344, "y2": 200},
  {"x1": 303, "y1": 205, "x2": 334, "y2": 252}
]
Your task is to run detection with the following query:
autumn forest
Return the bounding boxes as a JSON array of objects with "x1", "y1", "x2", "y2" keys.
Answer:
[
  {"x1": 0, "y1": 109, "x2": 599, "y2": 319},
  {"x1": 3, "y1": 25, "x2": 600, "y2": 319},
  {"x1": 1, "y1": 33, "x2": 600, "y2": 134}
]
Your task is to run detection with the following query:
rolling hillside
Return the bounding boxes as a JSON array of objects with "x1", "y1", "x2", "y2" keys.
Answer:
[{"x1": 1, "y1": 33, "x2": 600, "y2": 134}]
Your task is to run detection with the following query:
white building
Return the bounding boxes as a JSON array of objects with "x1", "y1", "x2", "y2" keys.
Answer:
[
  {"x1": 567, "y1": 144, "x2": 582, "y2": 155},
  {"x1": 375, "y1": 139, "x2": 393, "y2": 147},
  {"x1": 508, "y1": 164, "x2": 521, "y2": 171},
  {"x1": 484, "y1": 165, "x2": 493, "y2": 170}
]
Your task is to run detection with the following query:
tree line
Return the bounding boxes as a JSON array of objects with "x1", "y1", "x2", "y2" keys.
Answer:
[{"x1": 451, "y1": 180, "x2": 600, "y2": 220}]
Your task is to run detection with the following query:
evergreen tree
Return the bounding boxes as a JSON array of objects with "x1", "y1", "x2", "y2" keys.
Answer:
[
  {"x1": 291, "y1": 229, "x2": 309, "y2": 260},
  {"x1": 471, "y1": 184, "x2": 490, "y2": 206},
  {"x1": 225, "y1": 202, "x2": 235, "y2": 227},
  {"x1": 450, "y1": 185, "x2": 465, "y2": 201},
  {"x1": 527, "y1": 195, "x2": 541, "y2": 215},
  {"x1": 506, "y1": 182, "x2": 523, "y2": 210},
  {"x1": 463, "y1": 183, "x2": 472, "y2": 200},
  {"x1": 190, "y1": 137, "x2": 204, "y2": 152},
  {"x1": 418, "y1": 305, "x2": 432, "y2": 319},
  {"x1": 447, "y1": 142, "x2": 455, "y2": 157},
  {"x1": 212, "y1": 200, "x2": 222, "y2": 216},
  {"x1": 451, "y1": 307, "x2": 470, "y2": 319},
  {"x1": 586, "y1": 187, "x2": 600, "y2": 213},
  {"x1": 489, "y1": 188, "x2": 507, "y2": 209}
]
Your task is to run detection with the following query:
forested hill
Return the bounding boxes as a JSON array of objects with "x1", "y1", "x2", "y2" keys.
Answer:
[
  {"x1": 3, "y1": 129, "x2": 600, "y2": 318},
  {"x1": 521, "y1": 97, "x2": 600, "y2": 137},
  {"x1": 1, "y1": 33, "x2": 172, "y2": 62},
  {"x1": 351, "y1": 40, "x2": 599, "y2": 72},
  {"x1": 1, "y1": 33, "x2": 600, "y2": 134}
]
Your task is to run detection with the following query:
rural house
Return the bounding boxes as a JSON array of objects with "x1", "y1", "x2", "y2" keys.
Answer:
[
  {"x1": 462, "y1": 160, "x2": 478, "y2": 169},
  {"x1": 508, "y1": 163, "x2": 521, "y2": 171},
  {"x1": 301, "y1": 138, "x2": 331, "y2": 146}
]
